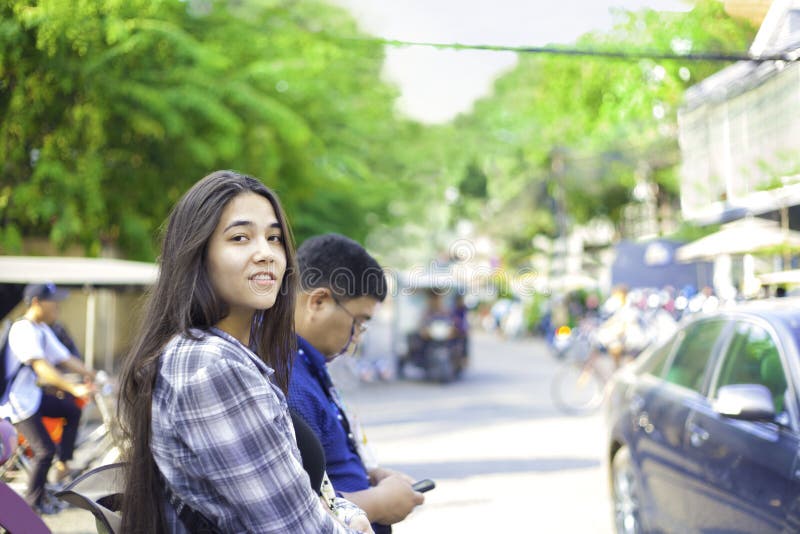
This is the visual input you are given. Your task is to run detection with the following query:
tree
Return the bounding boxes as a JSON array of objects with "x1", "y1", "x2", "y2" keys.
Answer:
[
  {"x1": 0, "y1": 0, "x2": 422, "y2": 259},
  {"x1": 451, "y1": 0, "x2": 756, "y2": 257}
]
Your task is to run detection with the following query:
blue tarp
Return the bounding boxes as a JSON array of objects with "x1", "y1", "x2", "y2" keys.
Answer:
[{"x1": 611, "y1": 239, "x2": 713, "y2": 290}]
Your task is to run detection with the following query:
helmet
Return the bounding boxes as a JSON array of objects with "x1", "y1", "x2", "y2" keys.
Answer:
[{"x1": 0, "y1": 419, "x2": 18, "y2": 465}]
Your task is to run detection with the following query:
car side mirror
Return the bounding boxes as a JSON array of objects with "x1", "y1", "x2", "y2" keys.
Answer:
[{"x1": 713, "y1": 384, "x2": 776, "y2": 421}]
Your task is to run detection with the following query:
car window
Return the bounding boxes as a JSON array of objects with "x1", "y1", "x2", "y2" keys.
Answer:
[
  {"x1": 641, "y1": 334, "x2": 679, "y2": 377},
  {"x1": 664, "y1": 320, "x2": 725, "y2": 392},
  {"x1": 715, "y1": 322, "x2": 788, "y2": 414}
]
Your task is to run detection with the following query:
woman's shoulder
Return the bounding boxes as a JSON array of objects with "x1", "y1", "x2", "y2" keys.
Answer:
[
  {"x1": 160, "y1": 329, "x2": 252, "y2": 377},
  {"x1": 165, "y1": 328, "x2": 225, "y2": 352}
]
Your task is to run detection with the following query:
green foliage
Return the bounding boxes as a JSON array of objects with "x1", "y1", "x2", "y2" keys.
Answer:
[
  {"x1": 666, "y1": 220, "x2": 720, "y2": 242},
  {"x1": 459, "y1": 162, "x2": 488, "y2": 199},
  {"x1": 0, "y1": 0, "x2": 418, "y2": 259},
  {"x1": 450, "y1": 0, "x2": 756, "y2": 259},
  {"x1": 0, "y1": 0, "x2": 761, "y2": 268}
]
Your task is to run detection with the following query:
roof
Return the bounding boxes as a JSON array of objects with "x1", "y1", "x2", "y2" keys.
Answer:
[
  {"x1": 717, "y1": 296, "x2": 800, "y2": 329},
  {"x1": 750, "y1": 0, "x2": 800, "y2": 57},
  {"x1": 0, "y1": 256, "x2": 158, "y2": 286},
  {"x1": 681, "y1": 0, "x2": 800, "y2": 111}
]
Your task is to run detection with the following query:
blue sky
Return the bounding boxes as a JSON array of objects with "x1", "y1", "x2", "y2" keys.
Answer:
[{"x1": 330, "y1": 0, "x2": 694, "y2": 122}]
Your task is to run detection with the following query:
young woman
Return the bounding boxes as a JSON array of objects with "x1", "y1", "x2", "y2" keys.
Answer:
[{"x1": 117, "y1": 171, "x2": 364, "y2": 533}]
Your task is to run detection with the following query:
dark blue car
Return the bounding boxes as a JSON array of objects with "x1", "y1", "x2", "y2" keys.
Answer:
[{"x1": 605, "y1": 298, "x2": 800, "y2": 533}]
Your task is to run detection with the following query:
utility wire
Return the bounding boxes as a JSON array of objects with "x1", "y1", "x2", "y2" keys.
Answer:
[{"x1": 336, "y1": 35, "x2": 799, "y2": 63}]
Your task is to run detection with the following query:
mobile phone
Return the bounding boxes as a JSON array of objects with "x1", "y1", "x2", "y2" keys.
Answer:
[{"x1": 412, "y1": 478, "x2": 436, "y2": 493}]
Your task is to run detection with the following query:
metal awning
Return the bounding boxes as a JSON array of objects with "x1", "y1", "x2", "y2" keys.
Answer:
[
  {"x1": 0, "y1": 256, "x2": 158, "y2": 285},
  {"x1": 0, "y1": 255, "x2": 158, "y2": 370}
]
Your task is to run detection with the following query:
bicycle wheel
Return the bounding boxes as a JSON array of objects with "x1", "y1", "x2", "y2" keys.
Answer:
[{"x1": 550, "y1": 362, "x2": 605, "y2": 415}]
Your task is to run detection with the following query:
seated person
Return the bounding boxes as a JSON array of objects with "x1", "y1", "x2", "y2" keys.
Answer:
[{"x1": 289, "y1": 234, "x2": 424, "y2": 534}]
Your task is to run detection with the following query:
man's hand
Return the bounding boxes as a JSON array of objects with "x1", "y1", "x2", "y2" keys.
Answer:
[
  {"x1": 69, "y1": 382, "x2": 95, "y2": 400},
  {"x1": 372, "y1": 474, "x2": 424, "y2": 524},
  {"x1": 343, "y1": 470, "x2": 425, "y2": 524},
  {"x1": 368, "y1": 466, "x2": 414, "y2": 486}
]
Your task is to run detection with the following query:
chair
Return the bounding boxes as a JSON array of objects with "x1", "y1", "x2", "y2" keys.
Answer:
[{"x1": 55, "y1": 462, "x2": 124, "y2": 534}]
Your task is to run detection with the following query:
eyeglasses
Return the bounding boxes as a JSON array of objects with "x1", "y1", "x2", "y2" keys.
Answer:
[
  {"x1": 332, "y1": 296, "x2": 369, "y2": 357},
  {"x1": 332, "y1": 296, "x2": 369, "y2": 335}
]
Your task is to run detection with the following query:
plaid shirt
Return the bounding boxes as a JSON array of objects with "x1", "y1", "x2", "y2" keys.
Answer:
[{"x1": 151, "y1": 327, "x2": 355, "y2": 533}]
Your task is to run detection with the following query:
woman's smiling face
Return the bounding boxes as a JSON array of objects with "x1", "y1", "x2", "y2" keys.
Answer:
[{"x1": 206, "y1": 192, "x2": 287, "y2": 331}]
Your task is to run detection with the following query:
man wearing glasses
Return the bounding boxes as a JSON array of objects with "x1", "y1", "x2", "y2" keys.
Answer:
[{"x1": 288, "y1": 234, "x2": 424, "y2": 534}]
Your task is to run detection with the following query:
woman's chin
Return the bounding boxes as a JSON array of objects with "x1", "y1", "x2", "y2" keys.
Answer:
[{"x1": 254, "y1": 295, "x2": 278, "y2": 310}]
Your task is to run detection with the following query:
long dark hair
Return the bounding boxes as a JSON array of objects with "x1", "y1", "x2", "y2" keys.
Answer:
[{"x1": 117, "y1": 170, "x2": 298, "y2": 533}]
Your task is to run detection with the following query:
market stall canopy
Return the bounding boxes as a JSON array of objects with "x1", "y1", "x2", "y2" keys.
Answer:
[
  {"x1": 675, "y1": 218, "x2": 800, "y2": 262},
  {"x1": 0, "y1": 256, "x2": 158, "y2": 286},
  {"x1": 0, "y1": 255, "x2": 158, "y2": 370},
  {"x1": 613, "y1": 239, "x2": 712, "y2": 290}
]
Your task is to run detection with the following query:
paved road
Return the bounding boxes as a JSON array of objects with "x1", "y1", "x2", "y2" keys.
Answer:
[
  {"x1": 340, "y1": 332, "x2": 613, "y2": 534},
  {"x1": 35, "y1": 332, "x2": 613, "y2": 533}
]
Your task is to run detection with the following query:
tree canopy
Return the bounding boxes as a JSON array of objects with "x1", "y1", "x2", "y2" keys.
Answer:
[
  {"x1": 445, "y1": 0, "x2": 756, "y2": 264},
  {"x1": 0, "y1": 0, "x2": 759, "y2": 268},
  {"x1": 1, "y1": 0, "x2": 424, "y2": 259}
]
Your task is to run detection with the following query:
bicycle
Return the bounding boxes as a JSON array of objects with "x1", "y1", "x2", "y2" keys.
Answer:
[
  {"x1": 551, "y1": 345, "x2": 616, "y2": 415},
  {"x1": 0, "y1": 371, "x2": 121, "y2": 498},
  {"x1": 549, "y1": 299, "x2": 670, "y2": 415},
  {"x1": 71, "y1": 371, "x2": 122, "y2": 472}
]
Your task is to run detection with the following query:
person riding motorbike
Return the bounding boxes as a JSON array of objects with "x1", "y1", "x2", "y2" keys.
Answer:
[{"x1": 404, "y1": 291, "x2": 466, "y2": 382}]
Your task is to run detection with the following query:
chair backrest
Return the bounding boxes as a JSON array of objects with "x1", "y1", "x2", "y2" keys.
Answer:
[{"x1": 55, "y1": 462, "x2": 125, "y2": 534}]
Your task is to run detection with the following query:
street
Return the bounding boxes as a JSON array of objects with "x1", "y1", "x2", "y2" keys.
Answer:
[
  {"x1": 341, "y1": 331, "x2": 613, "y2": 534},
  {"x1": 41, "y1": 331, "x2": 613, "y2": 533}
]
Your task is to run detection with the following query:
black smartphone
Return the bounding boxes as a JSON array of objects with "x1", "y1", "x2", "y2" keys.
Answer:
[{"x1": 412, "y1": 478, "x2": 436, "y2": 493}]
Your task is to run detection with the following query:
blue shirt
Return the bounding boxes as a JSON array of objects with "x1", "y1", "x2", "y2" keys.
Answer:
[
  {"x1": 288, "y1": 336, "x2": 371, "y2": 493},
  {"x1": 151, "y1": 328, "x2": 354, "y2": 533}
]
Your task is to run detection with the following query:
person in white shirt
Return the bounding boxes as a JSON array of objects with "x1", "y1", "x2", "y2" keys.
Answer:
[{"x1": 0, "y1": 283, "x2": 94, "y2": 513}]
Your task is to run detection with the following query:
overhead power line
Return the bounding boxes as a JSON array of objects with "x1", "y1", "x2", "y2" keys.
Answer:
[{"x1": 337, "y1": 36, "x2": 800, "y2": 63}]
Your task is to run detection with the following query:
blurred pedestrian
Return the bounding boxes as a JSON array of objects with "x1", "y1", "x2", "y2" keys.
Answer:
[
  {"x1": 49, "y1": 322, "x2": 81, "y2": 361},
  {"x1": 0, "y1": 283, "x2": 94, "y2": 513}
]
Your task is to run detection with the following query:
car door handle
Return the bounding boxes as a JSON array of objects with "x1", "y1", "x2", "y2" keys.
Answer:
[
  {"x1": 636, "y1": 412, "x2": 654, "y2": 433},
  {"x1": 629, "y1": 394, "x2": 645, "y2": 413},
  {"x1": 689, "y1": 423, "x2": 710, "y2": 447}
]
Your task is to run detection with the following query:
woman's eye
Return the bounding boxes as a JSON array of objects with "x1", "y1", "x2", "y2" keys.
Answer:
[
  {"x1": 231, "y1": 234, "x2": 248, "y2": 242},
  {"x1": 268, "y1": 234, "x2": 284, "y2": 243}
]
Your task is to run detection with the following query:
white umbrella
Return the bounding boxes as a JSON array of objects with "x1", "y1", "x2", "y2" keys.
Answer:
[
  {"x1": 676, "y1": 218, "x2": 800, "y2": 262},
  {"x1": 758, "y1": 269, "x2": 800, "y2": 285}
]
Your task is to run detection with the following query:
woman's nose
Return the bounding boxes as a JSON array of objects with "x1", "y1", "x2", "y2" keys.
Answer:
[{"x1": 253, "y1": 236, "x2": 275, "y2": 263}]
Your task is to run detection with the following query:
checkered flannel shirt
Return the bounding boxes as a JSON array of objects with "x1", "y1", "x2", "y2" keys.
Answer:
[{"x1": 151, "y1": 327, "x2": 355, "y2": 533}]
